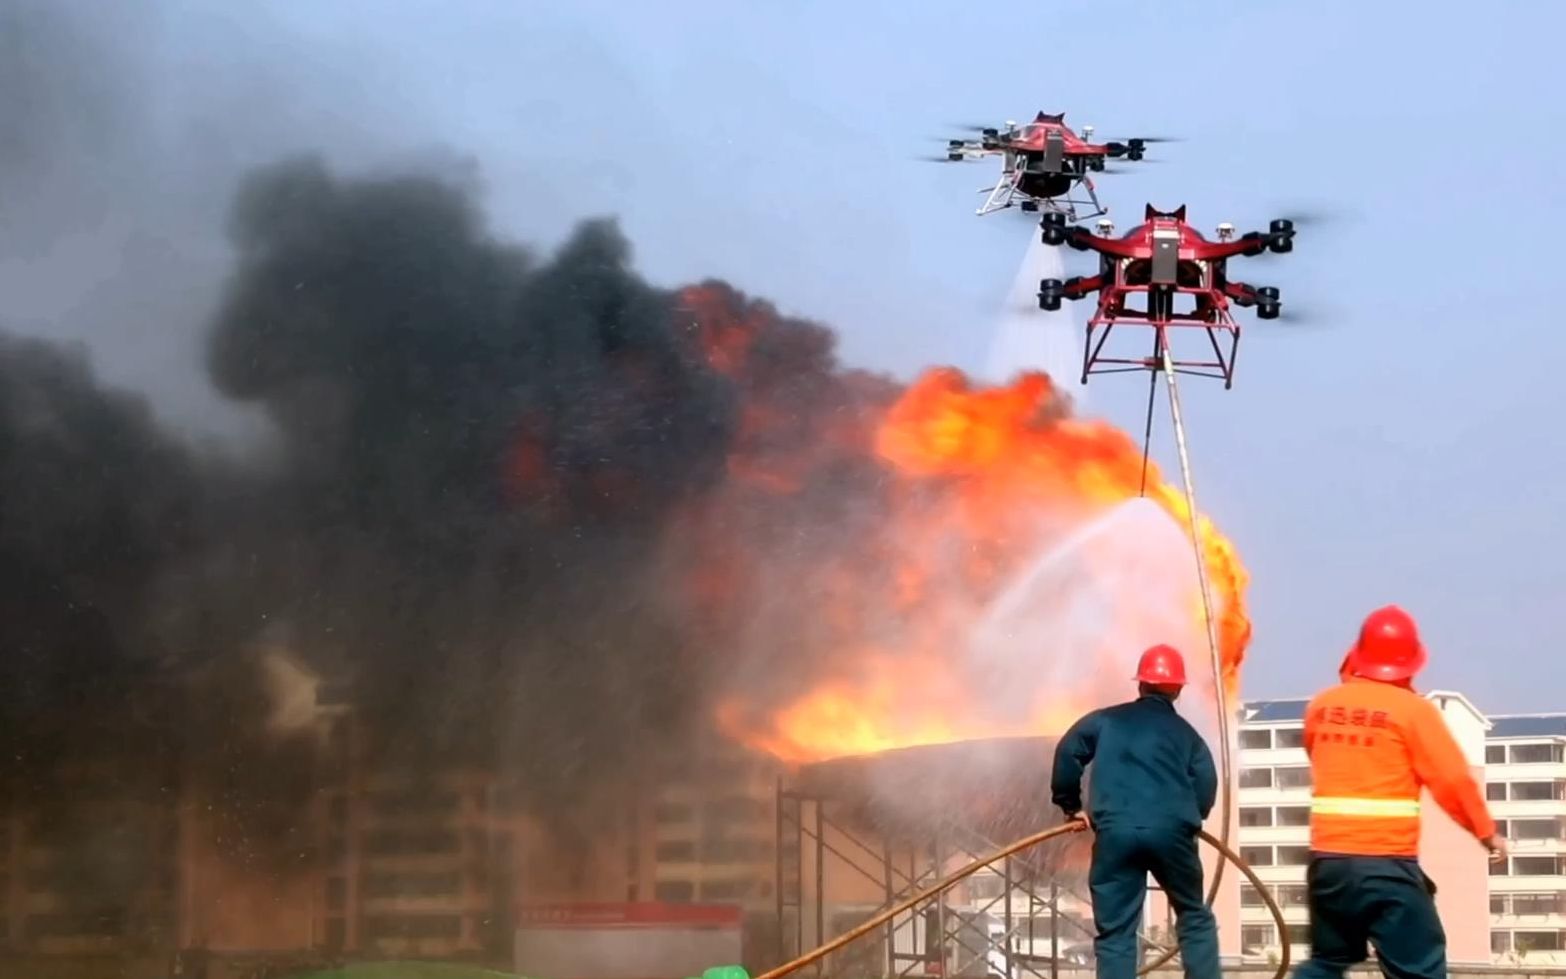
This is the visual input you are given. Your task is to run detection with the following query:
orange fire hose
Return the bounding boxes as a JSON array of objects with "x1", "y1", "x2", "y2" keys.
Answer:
[{"x1": 753, "y1": 824, "x2": 1289, "y2": 979}]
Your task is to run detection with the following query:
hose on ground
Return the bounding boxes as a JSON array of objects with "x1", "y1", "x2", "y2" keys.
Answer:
[{"x1": 753, "y1": 823, "x2": 1289, "y2": 979}]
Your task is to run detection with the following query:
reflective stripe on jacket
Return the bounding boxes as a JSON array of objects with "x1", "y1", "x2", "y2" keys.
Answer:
[{"x1": 1303, "y1": 678, "x2": 1495, "y2": 857}]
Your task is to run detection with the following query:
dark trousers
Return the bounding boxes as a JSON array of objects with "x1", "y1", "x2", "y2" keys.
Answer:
[
  {"x1": 1088, "y1": 823, "x2": 1220, "y2": 979},
  {"x1": 1293, "y1": 855, "x2": 1447, "y2": 979}
]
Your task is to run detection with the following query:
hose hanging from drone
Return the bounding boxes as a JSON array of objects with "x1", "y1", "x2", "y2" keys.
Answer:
[
  {"x1": 1131, "y1": 330, "x2": 1239, "y2": 972},
  {"x1": 752, "y1": 824, "x2": 1289, "y2": 979}
]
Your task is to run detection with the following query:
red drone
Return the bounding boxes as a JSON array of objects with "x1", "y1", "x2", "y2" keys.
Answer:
[
  {"x1": 1036, "y1": 205, "x2": 1298, "y2": 388},
  {"x1": 929, "y1": 111, "x2": 1169, "y2": 220}
]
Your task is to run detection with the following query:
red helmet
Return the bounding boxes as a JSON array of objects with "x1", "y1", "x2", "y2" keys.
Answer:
[
  {"x1": 1135, "y1": 644, "x2": 1188, "y2": 686},
  {"x1": 1345, "y1": 605, "x2": 1427, "y2": 682}
]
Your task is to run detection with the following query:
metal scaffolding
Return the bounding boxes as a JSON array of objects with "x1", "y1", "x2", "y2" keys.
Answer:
[{"x1": 773, "y1": 738, "x2": 1130, "y2": 979}]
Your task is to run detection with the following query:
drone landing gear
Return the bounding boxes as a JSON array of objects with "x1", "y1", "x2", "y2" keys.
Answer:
[
  {"x1": 1080, "y1": 301, "x2": 1241, "y2": 391},
  {"x1": 976, "y1": 168, "x2": 1023, "y2": 216}
]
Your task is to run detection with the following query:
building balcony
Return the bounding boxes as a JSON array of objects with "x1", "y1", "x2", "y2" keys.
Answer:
[
  {"x1": 1236, "y1": 749, "x2": 1310, "y2": 767},
  {"x1": 1240, "y1": 905, "x2": 1307, "y2": 925},
  {"x1": 1247, "y1": 866, "x2": 1310, "y2": 886},
  {"x1": 1487, "y1": 763, "x2": 1566, "y2": 781},
  {"x1": 1490, "y1": 800, "x2": 1566, "y2": 817},
  {"x1": 360, "y1": 893, "x2": 492, "y2": 914},
  {"x1": 1491, "y1": 875, "x2": 1566, "y2": 892},
  {"x1": 1235, "y1": 827, "x2": 1311, "y2": 845}
]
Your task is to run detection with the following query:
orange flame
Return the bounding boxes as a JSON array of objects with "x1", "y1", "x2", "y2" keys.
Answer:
[{"x1": 669, "y1": 287, "x2": 1251, "y2": 765}]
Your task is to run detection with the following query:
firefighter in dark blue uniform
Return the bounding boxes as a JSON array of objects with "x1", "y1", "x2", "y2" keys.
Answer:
[{"x1": 1051, "y1": 644, "x2": 1221, "y2": 979}]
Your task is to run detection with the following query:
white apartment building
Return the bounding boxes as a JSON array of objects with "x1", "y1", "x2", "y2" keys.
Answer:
[
  {"x1": 1233, "y1": 698, "x2": 1317, "y2": 962},
  {"x1": 1483, "y1": 713, "x2": 1566, "y2": 966},
  {"x1": 1236, "y1": 698, "x2": 1566, "y2": 967}
]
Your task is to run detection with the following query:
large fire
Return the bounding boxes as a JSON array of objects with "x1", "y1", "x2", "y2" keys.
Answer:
[{"x1": 670, "y1": 284, "x2": 1251, "y2": 765}]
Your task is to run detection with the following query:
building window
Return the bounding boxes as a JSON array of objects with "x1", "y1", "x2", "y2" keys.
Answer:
[
  {"x1": 325, "y1": 918, "x2": 346, "y2": 951},
  {"x1": 654, "y1": 803, "x2": 693, "y2": 823},
  {"x1": 968, "y1": 873, "x2": 1006, "y2": 900},
  {"x1": 362, "y1": 915, "x2": 461, "y2": 941},
  {"x1": 1491, "y1": 858, "x2": 1509, "y2": 877},
  {"x1": 1276, "y1": 806, "x2": 1311, "y2": 827},
  {"x1": 1486, "y1": 782, "x2": 1507, "y2": 801},
  {"x1": 1277, "y1": 885, "x2": 1309, "y2": 908},
  {"x1": 1241, "y1": 925, "x2": 1275, "y2": 950},
  {"x1": 700, "y1": 879, "x2": 756, "y2": 901},
  {"x1": 1515, "y1": 931, "x2": 1565, "y2": 953},
  {"x1": 1277, "y1": 846, "x2": 1312, "y2": 867},
  {"x1": 1240, "y1": 846, "x2": 1273, "y2": 867},
  {"x1": 1509, "y1": 743, "x2": 1565, "y2": 764},
  {"x1": 362, "y1": 829, "x2": 459, "y2": 856},
  {"x1": 1492, "y1": 931, "x2": 1511, "y2": 955},
  {"x1": 1240, "y1": 730, "x2": 1272, "y2": 750},
  {"x1": 1487, "y1": 745, "x2": 1507, "y2": 764},
  {"x1": 1284, "y1": 924, "x2": 1311, "y2": 946},
  {"x1": 1241, "y1": 885, "x2": 1266, "y2": 908},
  {"x1": 1239, "y1": 807, "x2": 1274, "y2": 828},
  {"x1": 704, "y1": 797, "x2": 771, "y2": 822},
  {"x1": 1239, "y1": 769, "x2": 1273, "y2": 789},
  {"x1": 363, "y1": 872, "x2": 462, "y2": 899},
  {"x1": 1275, "y1": 728, "x2": 1306, "y2": 749},
  {"x1": 1511, "y1": 781, "x2": 1564, "y2": 802},
  {"x1": 654, "y1": 881, "x2": 695, "y2": 902},
  {"x1": 1491, "y1": 895, "x2": 1509, "y2": 914},
  {"x1": 1276, "y1": 767, "x2": 1312, "y2": 789},
  {"x1": 1512, "y1": 856, "x2": 1562, "y2": 877},
  {"x1": 705, "y1": 839, "x2": 771, "y2": 862},
  {"x1": 1511, "y1": 894, "x2": 1560, "y2": 916},
  {"x1": 655, "y1": 841, "x2": 697, "y2": 863},
  {"x1": 1511, "y1": 819, "x2": 1562, "y2": 842}
]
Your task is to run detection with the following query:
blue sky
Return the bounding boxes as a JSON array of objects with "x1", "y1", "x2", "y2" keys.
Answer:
[{"x1": 11, "y1": 0, "x2": 1563, "y2": 711}]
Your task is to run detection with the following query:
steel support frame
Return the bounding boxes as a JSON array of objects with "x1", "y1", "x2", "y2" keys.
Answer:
[{"x1": 775, "y1": 780, "x2": 1140, "y2": 979}]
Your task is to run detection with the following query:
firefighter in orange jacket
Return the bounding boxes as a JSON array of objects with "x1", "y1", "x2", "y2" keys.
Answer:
[{"x1": 1294, "y1": 606, "x2": 1507, "y2": 979}]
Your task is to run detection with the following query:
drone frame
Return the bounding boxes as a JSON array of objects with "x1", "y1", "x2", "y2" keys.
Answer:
[{"x1": 1076, "y1": 263, "x2": 1242, "y2": 389}]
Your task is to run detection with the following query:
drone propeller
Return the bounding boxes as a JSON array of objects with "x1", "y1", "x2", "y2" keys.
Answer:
[
  {"x1": 947, "y1": 122, "x2": 993, "y2": 132},
  {"x1": 1270, "y1": 207, "x2": 1340, "y2": 229},
  {"x1": 1266, "y1": 304, "x2": 1331, "y2": 329}
]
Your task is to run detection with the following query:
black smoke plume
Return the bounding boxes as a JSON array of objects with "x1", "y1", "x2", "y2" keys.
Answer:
[{"x1": 2, "y1": 152, "x2": 888, "y2": 868}]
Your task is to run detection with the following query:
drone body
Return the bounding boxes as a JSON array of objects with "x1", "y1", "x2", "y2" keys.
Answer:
[
  {"x1": 1036, "y1": 205, "x2": 1297, "y2": 388},
  {"x1": 938, "y1": 111, "x2": 1163, "y2": 220}
]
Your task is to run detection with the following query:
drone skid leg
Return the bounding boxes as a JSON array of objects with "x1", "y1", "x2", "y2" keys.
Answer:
[
  {"x1": 976, "y1": 168, "x2": 1022, "y2": 216},
  {"x1": 1055, "y1": 177, "x2": 1107, "y2": 224}
]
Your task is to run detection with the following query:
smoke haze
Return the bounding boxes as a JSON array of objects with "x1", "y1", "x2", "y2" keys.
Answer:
[{"x1": 0, "y1": 3, "x2": 1249, "y2": 910}]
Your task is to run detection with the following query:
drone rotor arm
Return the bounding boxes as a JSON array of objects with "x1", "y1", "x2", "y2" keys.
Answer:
[
  {"x1": 1223, "y1": 280, "x2": 1259, "y2": 306},
  {"x1": 1061, "y1": 274, "x2": 1103, "y2": 300}
]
